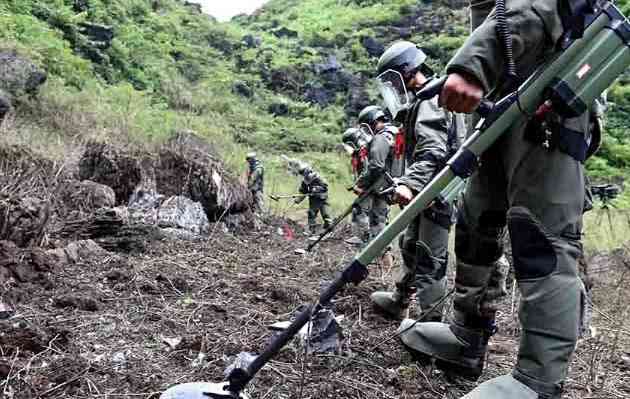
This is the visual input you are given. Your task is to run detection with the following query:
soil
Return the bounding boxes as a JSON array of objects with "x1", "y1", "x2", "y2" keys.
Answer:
[{"x1": 1, "y1": 215, "x2": 628, "y2": 399}]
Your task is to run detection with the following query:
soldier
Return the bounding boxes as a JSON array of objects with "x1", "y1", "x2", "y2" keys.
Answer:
[
  {"x1": 295, "y1": 165, "x2": 332, "y2": 235},
  {"x1": 397, "y1": 1, "x2": 597, "y2": 397},
  {"x1": 353, "y1": 105, "x2": 401, "y2": 267},
  {"x1": 341, "y1": 127, "x2": 372, "y2": 245},
  {"x1": 370, "y1": 42, "x2": 467, "y2": 321},
  {"x1": 245, "y1": 152, "x2": 264, "y2": 212}
]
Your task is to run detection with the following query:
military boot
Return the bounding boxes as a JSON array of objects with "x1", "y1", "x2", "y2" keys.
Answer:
[
  {"x1": 471, "y1": 206, "x2": 582, "y2": 399},
  {"x1": 399, "y1": 309, "x2": 495, "y2": 380},
  {"x1": 371, "y1": 285, "x2": 413, "y2": 318},
  {"x1": 398, "y1": 260, "x2": 503, "y2": 380}
]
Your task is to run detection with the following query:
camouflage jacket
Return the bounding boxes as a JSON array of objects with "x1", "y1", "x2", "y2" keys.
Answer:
[
  {"x1": 247, "y1": 161, "x2": 264, "y2": 192},
  {"x1": 356, "y1": 124, "x2": 398, "y2": 190},
  {"x1": 397, "y1": 96, "x2": 466, "y2": 194},
  {"x1": 299, "y1": 169, "x2": 329, "y2": 200}
]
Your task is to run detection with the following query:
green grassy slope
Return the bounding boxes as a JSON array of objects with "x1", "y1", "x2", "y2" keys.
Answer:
[{"x1": 0, "y1": 0, "x2": 629, "y2": 215}]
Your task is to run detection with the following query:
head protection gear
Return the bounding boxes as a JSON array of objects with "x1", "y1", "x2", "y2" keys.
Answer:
[
  {"x1": 376, "y1": 41, "x2": 433, "y2": 120},
  {"x1": 246, "y1": 152, "x2": 257, "y2": 161},
  {"x1": 358, "y1": 105, "x2": 389, "y2": 133}
]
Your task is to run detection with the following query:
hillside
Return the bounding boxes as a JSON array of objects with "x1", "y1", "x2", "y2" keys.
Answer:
[
  {"x1": 1, "y1": 0, "x2": 629, "y2": 209},
  {"x1": 0, "y1": 2, "x2": 630, "y2": 399}
]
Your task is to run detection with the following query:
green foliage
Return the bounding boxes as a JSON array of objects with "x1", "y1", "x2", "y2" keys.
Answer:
[{"x1": 2, "y1": 0, "x2": 630, "y2": 217}]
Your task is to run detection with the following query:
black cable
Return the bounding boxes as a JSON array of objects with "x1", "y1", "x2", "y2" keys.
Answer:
[{"x1": 495, "y1": 0, "x2": 517, "y2": 84}]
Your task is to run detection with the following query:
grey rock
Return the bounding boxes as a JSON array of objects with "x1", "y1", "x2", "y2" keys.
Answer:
[
  {"x1": 268, "y1": 102, "x2": 289, "y2": 116},
  {"x1": 157, "y1": 196, "x2": 209, "y2": 235},
  {"x1": 0, "y1": 51, "x2": 47, "y2": 104},
  {"x1": 232, "y1": 81, "x2": 253, "y2": 98}
]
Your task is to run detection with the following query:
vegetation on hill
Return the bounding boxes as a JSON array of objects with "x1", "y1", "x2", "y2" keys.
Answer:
[{"x1": 0, "y1": 0, "x2": 629, "y2": 210}]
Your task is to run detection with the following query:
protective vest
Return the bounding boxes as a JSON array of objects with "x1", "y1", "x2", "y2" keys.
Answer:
[
  {"x1": 351, "y1": 146, "x2": 369, "y2": 177},
  {"x1": 403, "y1": 99, "x2": 465, "y2": 170},
  {"x1": 372, "y1": 123, "x2": 406, "y2": 178}
]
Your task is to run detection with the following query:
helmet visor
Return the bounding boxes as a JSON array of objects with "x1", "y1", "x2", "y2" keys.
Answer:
[{"x1": 376, "y1": 69, "x2": 411, "y2": 120}]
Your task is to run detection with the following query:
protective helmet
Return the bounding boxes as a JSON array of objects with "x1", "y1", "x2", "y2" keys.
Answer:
[
  {"x1": 297, "y1": 163, "x2": 311, "y2": 175},
  {"x1": 358, "y1": 105, "x2": 388, "y2": 127},
  {"x1": 377, "y1": 41, "x2": 433, "y2": 78},
  {"x1": 245, "y1": 152, "x2": 257, "y2": 161}
]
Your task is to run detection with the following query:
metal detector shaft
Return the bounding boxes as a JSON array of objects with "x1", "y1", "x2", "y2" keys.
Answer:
[{"x1": 226, "y1": 4, "x2": 630, "y2": 395}]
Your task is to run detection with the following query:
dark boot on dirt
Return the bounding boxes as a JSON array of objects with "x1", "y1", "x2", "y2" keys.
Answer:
[
  {"x1": 370, "y1": 284, "x2": 412, "y2": 318},
  {"x1": 398, "y1": 309, "x2": 496, "y2": 381}
]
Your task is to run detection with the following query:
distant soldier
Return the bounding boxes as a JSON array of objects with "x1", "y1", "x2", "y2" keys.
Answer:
[
  {"x1": 246, "y1": 152, "x2": 264, "y2": 212},
  {"x1": 341, "y1": 127, "x2": 373, "y2": 245},
  {"x1": 353, "y1": 105, "x2": 403, "y2": 267},
  {"x1": 295, "y1": 165, "x2": 332, "y2": 235}
]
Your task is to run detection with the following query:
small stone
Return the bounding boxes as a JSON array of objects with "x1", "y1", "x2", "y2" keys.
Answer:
[
  {"x1": 0, "y1": 302, "x2": 14, "y2": 319},
  {"x1": 161, "y1": 336, "x2": 183, "y2": 351}
]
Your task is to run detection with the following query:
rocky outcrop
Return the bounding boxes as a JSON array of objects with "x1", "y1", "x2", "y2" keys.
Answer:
[
  {"x1": 157, "y1": 196, "x2": 209, "y2": 235},
  {"x1": 0, "y1": 51, "x2": 47, "y2": 114},
  {"x1": 78, "y1": 142, "x2": 144, "y2": 205}
]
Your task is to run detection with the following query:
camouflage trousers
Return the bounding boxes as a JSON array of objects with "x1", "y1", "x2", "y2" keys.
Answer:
[
  {"x1": 308, "y1": 196, "x2": 332, "y2": 232},
  {"x1": 365, "y1": 194, "x2": 389, "y2": 241},
  {"x1": 397, "y1": 206, "x2": 451, "y2": 321},
  {"x1": 251, "y1": 190, "x2": 265, "y2": 212},
  {"x1": 351, "y1": 198, "x2": 370, "y2": 242},
  {"x1": 456, "y1": 117, "x2": 586, "y2": 391}
]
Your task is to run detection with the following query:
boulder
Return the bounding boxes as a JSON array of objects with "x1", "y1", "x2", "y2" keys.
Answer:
[
  {"x1": 0, "y1": 51, "x2": 47, "y2": 104},
  {"x1": 304, "y1": 84, "x2": 336, "y2": 107},
  {"x1": 272, "y1": 27, "x2": 298, "y2": 38},
  {"x1": 183, "y1": 1, "x2": 203, "y2": 14},
  {"x1": 361, "y1": 36, "x2": 385, "y2": 58},
  {"x1": 155, "y1": 133, "x2": 252, "y2": 220},
  {"x1": 77, "y1": 23, "x2": 114, "y2": 49},
  {"x1": 128, "y1": 186, "x2": 163, "y2": 225},
  {"x1": 242, "y1": 34, "x2": 262, "y2": 48},
  {"x1": 157, "y1": 196, "x2": 209, "y2": 235},
  {"x1": 63, "y1": 239, "x2": 109, "y2": 264},
  {"x1": 58, "y1": 180, "x2": 116, "y2": 216},
  {"x1": 314, "y1": 56, "x2": 342, "y2": 74},
  {"x1": 268, "y1": 102, "x2": 289, "y2": 117},
  {"x1": 232, "y1": 81, "x2": 253, "y2": 98},
  {"x1": 78, "y1": 142, "x2": 143, "y2": 205}
]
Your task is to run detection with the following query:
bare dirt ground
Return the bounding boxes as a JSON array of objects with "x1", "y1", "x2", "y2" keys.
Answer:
[{"x1": 1, "y1": 214, "x2": 629, "y2": 399}]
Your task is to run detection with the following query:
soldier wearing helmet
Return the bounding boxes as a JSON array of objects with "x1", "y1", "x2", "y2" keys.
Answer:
[
  {"x1": 294, "y1": 164, "x2": 332, "y2": 235},
  {"x1": 370, "y1": 41, "x2": 467, "y2": 323},
  {"x1": 341, "y1": 127, "x2": 373, "y2": 245},
  {"x1": 353, "y1": 105, "x2": 402, "y2": 268},
  {"x1": 396, "y1": 1, "x2": 598, "y2": 397},
  {"x1": 245, "y1": 152, "x2": 265, "y2": 212}
]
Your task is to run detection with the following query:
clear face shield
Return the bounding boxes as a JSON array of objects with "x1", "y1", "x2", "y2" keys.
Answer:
[
  {"x1": 359, "y1": 123, "x2": 374, "y2": 135},
  {"x1": 376, "y1": 69, "x2": 412, "y2": 121}
]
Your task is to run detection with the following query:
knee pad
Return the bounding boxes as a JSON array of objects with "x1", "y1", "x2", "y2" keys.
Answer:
[
  {"x1": 507, "y1": 206, "x2": 557, "y2": 280},
  {"x1": 455, "y1": 210, "x2": 506, "y2": 265}
]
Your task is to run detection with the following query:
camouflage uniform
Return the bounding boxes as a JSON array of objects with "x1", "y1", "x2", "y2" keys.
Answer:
[
  {"x1": 400, "y1": 1, "x2": 594, "y2": 397},
  {"x1": 345, "y1": 129, "x2": 372, "y2": 243},
  {"x1": 356, "y1": 124, "x2": 399, "y2": 241},
  {"x1": 391, "y1": 96, "x2": 466, "y2": 321},
  {"x1": 247, "y1": 158, "x2": 265, "y2": 212},
  {"x1": 298, "y1": 168, "x2": 332, "y2": 233}
]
